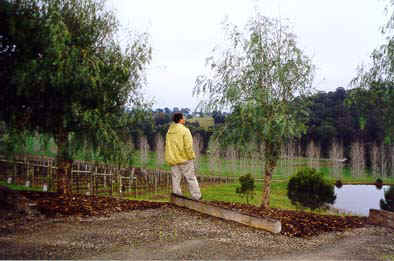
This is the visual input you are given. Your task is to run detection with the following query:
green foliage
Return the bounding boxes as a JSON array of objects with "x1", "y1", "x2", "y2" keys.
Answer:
[
  {"x1": 235, "y1": 173, "x2": 256, "y2": 204},
  {"x1": 380, "y1": 185, "x2": 394, "y2": 212},
  {"x1": 350, "y1": 2, "x2": 394, "y2": 145},
  {"x1": 0, "y1": 0, "x2": 151, "y2": 193},
  {"x1": 347, "y1": 84, "x2": 394, "y2": 145},
  {"x1": 0, "y1": 181, "x2": 43, "y2": 192},
  {"x1": 0, "y1": 0, "x2": 151, "y2": 165},
  {"x1": 194, "y1": 13, "x2": 314, "y2": 146},
  {"x1": 287, "y1": 168, "x2": 336, "y2": 210},
  {"x1": 194, "y1": 10, "x2": 314, "y2": 207},
  {"x1": 376, "y1": 178, "x2": 384, "y2": 189}
]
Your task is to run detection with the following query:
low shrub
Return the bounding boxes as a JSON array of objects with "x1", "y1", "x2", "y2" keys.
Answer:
[
  {"x1": 335, "y1": 180, "x2": 343, "y2": 188},
  {"x1": 375, "y1": 178, "x2": 383, "y2": 189},
  {"x1": 380, "y1": 185, "x2": 394, "y2": 212},
  {"x1": 236, "y1": 173, "x2": 255, "y2": 204},
  {"x1": 287, "y1": 168, "x2": 336, "y2": 210}
]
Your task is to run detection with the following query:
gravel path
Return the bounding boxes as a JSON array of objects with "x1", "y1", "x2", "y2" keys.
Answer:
[{"x1": 0, "y1": 205, "x2": 393, "y2": 260}]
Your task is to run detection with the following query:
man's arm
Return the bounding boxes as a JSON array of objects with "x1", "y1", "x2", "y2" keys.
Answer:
[{"x1": 184, "y1": 128, "x2": 196, "y2": 160}]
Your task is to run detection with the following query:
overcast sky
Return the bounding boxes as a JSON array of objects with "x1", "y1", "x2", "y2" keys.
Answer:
[{"x1": 107, "y1": 0, "x2": 387, "y2": 110}]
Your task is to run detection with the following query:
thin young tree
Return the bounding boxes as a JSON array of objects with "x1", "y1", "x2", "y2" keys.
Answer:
[
  {"x1": 370, "y1": 142, "x2": 380, "y2": 177},
  {"x1": 377, "y1": 143, "x2": 392, "y2": 177},
  {"x1": 154, "y1": 133, "x2": 165, "y2": 167},
  {"x1": 225, "y1": 145, "x2": 238, "y2": 176},
  {"x1": 329, "y1": 139, "x2": 344, "y2": 179},
  {"x1": 350, "y1": 140, "x2": 365, "y2": 177},
  {"x1": 139, "y1": 135, "x2": 149, "y2": 167},
  {"x1": 0, "y1": 0, "x2": 151, "y2": 193},
  {"x1": 391, "y1": 145, "x2": 394, "y2": 176},
  {"x1": 194, "y1": 12, "x2": 314, "y2": 208},
  {"x1": 192, "y1": 133, "x2": 203, "y2": 172},
  {"x1": 279, "y1": 143, "x2": 288, "y2": 176},
  {"x1": 306, "y1": 140, "x2": 320, "y2": 170},
  {"x1": 287, "y1": 140, "x2": 298, "y2": 175},
  {"x1": 207, "y1": 137, "x2": 221, "y2": 175}
]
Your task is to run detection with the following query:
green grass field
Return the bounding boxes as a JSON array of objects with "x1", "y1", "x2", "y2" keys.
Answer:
[
  {"x1": 199, "y1": 181, "x2": 294, "y2": 209},
  {"x1": 132, "y1": 151, "x2": 394, "y2": 184},
  {"x1": 187, "y1": 116, "x2": 214, "y2": 130},
  {"x1": 0, "y1": 181, "x2": 43, "y2": 192},
  {"x1": 3, "y1": 132, "x2": 393, "y2": 182}
]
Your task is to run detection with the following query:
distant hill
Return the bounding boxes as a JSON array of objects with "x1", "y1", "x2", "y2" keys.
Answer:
[{"x1": 188, "y1": 116, "x2": 214, "y2": 130}]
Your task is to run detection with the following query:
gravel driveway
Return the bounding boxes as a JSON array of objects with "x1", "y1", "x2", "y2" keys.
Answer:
[{"x1": 0, "y1": 205, "x2": 393, "y2": 260}]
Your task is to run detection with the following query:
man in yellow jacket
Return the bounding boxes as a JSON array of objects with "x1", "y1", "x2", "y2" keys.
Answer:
[{"x1": 165, "y1": 112, "x2": 202, "y2": 200}]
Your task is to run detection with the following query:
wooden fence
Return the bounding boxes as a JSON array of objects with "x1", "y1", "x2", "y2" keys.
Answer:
[{"x1": 0, "y1": 155, "x2": 237, "y2": 199}]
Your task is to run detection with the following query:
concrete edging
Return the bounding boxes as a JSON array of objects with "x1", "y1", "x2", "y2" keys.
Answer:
[{"x1": 170, "y1": 194, "x2": 281, "y2": 234}]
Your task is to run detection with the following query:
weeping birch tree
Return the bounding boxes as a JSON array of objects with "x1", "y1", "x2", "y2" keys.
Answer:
[
  {"x1": 0, "y1": 0, "x2": 151, "y2": 194},
  {"x1": 194, "y1": 12, "x2": 314, "y2": 208},
  {"x1": 350, "y1": 1, "x2": 394, "y2": 146}
]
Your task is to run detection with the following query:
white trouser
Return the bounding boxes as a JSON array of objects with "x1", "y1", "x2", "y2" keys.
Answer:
[{"x1": 171, "y1": 160, "x2": 201, "y2": 200}]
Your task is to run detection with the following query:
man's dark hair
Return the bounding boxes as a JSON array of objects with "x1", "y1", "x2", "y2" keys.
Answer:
[{"x1": 172, "y1": 112, "x2": 184, "y2": 123}]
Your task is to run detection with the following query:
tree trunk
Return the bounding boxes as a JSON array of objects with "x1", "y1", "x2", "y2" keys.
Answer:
[
  {"x1": 55, "y1": 129, "x2": 73, "y2": 194},
  {"x1": 261, "y1": 141, "x2": 278, "y2": 208},
  {"x1": 261, "y1": 160, "x2": 275, "y2": 208}
]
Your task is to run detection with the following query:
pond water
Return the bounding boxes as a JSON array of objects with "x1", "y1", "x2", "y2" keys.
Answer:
[{"x1": 332, "y1": 185, "x2": 390, "y2": 216}]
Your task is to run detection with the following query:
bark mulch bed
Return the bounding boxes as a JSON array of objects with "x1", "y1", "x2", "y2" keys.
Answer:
[
  {"x1": 209, "y1": 201, "x2": 368, "y2": 238},
  {"x1": 18, "y1": 191, "x2": 168, "y2": 217},
  {"x1": 1, "y1": 191, "x2": 368, "y2": 238}
]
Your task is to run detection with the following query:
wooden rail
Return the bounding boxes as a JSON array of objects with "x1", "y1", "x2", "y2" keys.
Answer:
[
  {"x1": 0, "y1": 155, "x2": 239, "y2": 197},
  {"x1": 170, "y1": 193, "x2": 281, "y2": 234}
]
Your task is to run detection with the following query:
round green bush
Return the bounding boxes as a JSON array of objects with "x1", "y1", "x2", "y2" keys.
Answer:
[
  {"x1": 287, "y1": 168, "x2": 336, "y2": 210},
  {"x1": 380, "y1": 185, "x2": 394, "y2": 212},
  {"x1": 236, "y1": 173, "x2": 256, "y2": 204},
  {"x1": 375, "y1": 178, "x2": 383, "y2": 189}
]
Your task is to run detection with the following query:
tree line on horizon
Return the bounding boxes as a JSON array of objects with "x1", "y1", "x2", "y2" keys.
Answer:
[{"x1": 134, "y1": 86, "x2": 389, "y2": 159}]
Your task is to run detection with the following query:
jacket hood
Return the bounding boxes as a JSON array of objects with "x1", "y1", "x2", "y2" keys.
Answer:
[{"x1": 167, "y1": 123, "x2": 184, "y2": 134}]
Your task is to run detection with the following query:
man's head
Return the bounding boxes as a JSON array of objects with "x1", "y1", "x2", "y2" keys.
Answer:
[{"x1": 172, "y1": 112, "x2": 185, "y2": 124}]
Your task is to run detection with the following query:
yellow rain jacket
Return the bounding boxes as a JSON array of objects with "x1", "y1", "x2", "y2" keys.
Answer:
[{"x1": 165, "y1": 123, "x2": 195, "y2": 166}]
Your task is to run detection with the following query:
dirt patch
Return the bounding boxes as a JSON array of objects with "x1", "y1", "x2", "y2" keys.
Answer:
[
  {"x1": 0, "y1": 206, "x2": 393, "y2": 260},
  {"x1": 0, "y1": 191, "x2": 393, "y2": 260},
  {"x1": 18, "y1": 191, "x2": 167, "y2": 217},
  {"x1": 2, "y1": 191, "x2": 367, "y2": 238},
  {"x1": 209, "y1": 201, "x2": 367, "y2": 237}
]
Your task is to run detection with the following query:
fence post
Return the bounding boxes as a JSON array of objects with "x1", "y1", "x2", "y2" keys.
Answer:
[
  {"x1": 32, "y1": 160, "x2": 35, "y2": 187},
  {"x1": 135, "y1": 174, "x2": 138, "y2": 198},
  {"x1": 93, "y1": 166, "x2": 97, "y2": 195},
  {"x1": 26, "y1": 158, "x2": 29, "y2": 186},
  {"x1": 50, "y1": 159, "x2": 55, "y2": 192},
  {"x1": 47, "y1": 160, "x2": 51, "y2": 192},
  {"x1": 109, "y1": 167, "x2": 113, "y2": 196},
  {"x1": 119, "y1": 175, "x2": 122, "y2": 197},
  {"x1": 155, "y1": 169, "x2": 158, "y2": 194},
  {"x1": 76, "y1": 171, "x2": 80, "y2": 194},
  {"x1": 130, "y1": 167, "x2": 134, "y2": 196}
]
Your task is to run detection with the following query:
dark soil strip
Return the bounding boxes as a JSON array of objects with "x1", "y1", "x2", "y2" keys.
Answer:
[
  {"x1": 6, "y1": 191, "x2": 368, "y2": 238},
  {"x1": 208, "y1": 201, "x2": 368, "y2": 237},
  {"x1": 19, "y1": 191, "x2": 168, "y2": 217}
]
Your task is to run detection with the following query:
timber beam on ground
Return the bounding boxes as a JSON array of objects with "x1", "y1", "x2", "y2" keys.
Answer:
[{"x1": 170, "y1": 193, "x2": 281, "y2": 234}]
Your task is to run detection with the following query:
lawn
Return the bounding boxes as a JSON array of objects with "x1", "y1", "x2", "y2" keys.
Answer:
[
  {"x1": 200, "y1": 181, "x2": 294, "y2": 210},
  {"x1": 133, "y1": 151, "x2": 394, "y2": 184},
  {"x1": 187, "y1": 116, "x2": 215, "y2": 130},
  {"x1": 0, "y1": 181, "x2": 43, "y2": 192}
]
